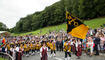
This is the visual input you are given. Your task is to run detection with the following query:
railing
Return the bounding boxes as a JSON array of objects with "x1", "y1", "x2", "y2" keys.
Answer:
[{"x1": 0, "y1": 52, "x2": 13, "y2": 60}]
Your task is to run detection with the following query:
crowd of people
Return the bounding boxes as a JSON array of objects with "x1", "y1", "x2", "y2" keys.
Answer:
[{"x1": 0, "y1": 27, "x2": 105, "y2": 60}]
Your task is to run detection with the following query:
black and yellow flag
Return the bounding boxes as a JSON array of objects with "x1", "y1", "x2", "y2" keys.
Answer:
[{"x1": 66, "y1": 11, "x2": 89, "y2": 39}]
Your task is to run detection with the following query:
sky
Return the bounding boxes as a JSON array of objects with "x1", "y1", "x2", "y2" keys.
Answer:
[{"x1": 0, "y1": 0, "x2": 60, "y2": 28}]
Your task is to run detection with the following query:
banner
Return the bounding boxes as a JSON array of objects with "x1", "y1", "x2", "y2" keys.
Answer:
[{"x1": 66, "y1": 11, "x2": 89, "y2": 39}]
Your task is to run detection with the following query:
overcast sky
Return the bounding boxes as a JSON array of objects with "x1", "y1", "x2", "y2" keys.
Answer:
[{"x1": 0, "y1": 0, "x2": 60, "y2": 28}]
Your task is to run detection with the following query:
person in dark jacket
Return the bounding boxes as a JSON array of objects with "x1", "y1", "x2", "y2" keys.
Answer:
[
  {"x1": 2, "y1": 46, "x2": 5, "y2": 53},
  {"x1": 59, "y1": 40, "x2": 63, "y2": 51},
  {"x1": 56, "y1": 40, "x2": 59, "y2": 51},
  {"x1": 94, "y1": 36, "x2": 100, "y2": 55}
]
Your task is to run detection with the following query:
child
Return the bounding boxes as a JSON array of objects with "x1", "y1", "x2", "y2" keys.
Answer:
[
  {"x1": 86, "y1": 37, "x2": 94, "y2": 56},
  {"x1": 82, "y1": 38, "x2": 87, "y2": 55},
  {"x1": 40, "y1": 41, "x2": 48, "y2": 60}
]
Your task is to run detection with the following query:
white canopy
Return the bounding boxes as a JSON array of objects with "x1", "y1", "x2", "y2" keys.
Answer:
[{"x1": 0, "y1": 31, "x2": 8, "y2": 34}]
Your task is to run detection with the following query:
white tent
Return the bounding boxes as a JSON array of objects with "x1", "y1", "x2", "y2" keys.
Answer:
[
  {"x1": 0, "y1": 31, "x2": 10, "y2": 37},
  {"x1": 0, "y1": 31, "x2": 7, "y2": 34}
]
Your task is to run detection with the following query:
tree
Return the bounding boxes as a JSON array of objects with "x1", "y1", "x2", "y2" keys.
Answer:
[
  {"x1": 0, "y1": 22, "x2": 8, "y2": 31},
  {"x1": 72, "y1": 0, "x2": 79, "y2": 17},
  {"x1": 79, "y1": 0, "x2": 96, "y2": 19}
]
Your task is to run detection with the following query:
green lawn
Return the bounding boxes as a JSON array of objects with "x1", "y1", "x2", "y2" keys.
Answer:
[
  {"x1": 0, "y1": 57, "x2": 7, "y2": 60},
  {"x1": 84, "y1": 18, "x2": 105, "y2": 28},
  {"x1": 12, "y1": 17, "x2": 105, "y2": 36}
]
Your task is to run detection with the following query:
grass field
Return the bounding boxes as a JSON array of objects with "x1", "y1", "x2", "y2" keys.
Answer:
[
  {"x1": 12, "y1": 17, "x2": 105, "y2": 36},
  {"x1": 0, "y1": 57, "x2": 7, "y2": 60}
]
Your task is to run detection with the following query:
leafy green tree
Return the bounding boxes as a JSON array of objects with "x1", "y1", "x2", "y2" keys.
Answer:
[
  {"x1": 0, "y1": 22, "x2": 8, "y2": 31},
  {"x1": 94, "y1": 0, "x2": 105, "y2": 16},
  {"x1": 15, "y1": 19, "x2": 23, "y2": 32},
  {"x1": 72, "y1": 0, "x2": 79, "y2": 17},
  {"x1": 79, "y1": 0, "x2": 96, "y2": 19}
]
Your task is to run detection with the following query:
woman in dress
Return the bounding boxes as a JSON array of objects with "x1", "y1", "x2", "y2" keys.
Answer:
[
  {"x1": 40, "y1": 41, "x2": 48, "y2": 60},
  {"x1": 76, "y1": 39, "x2": 82, "y2": 59}
]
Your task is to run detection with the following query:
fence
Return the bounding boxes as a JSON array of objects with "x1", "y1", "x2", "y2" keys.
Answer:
[{"x1": 0, "y1": 52, "x2": 13, "y2": 60}]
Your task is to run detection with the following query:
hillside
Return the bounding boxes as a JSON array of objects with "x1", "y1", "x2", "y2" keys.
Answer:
[
  {"x1": 11, "y1": 0, "x2": 105, "y2": 33},
  {"x1": 12, "y1": 17, "x2": 105, "y2": 36}
]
